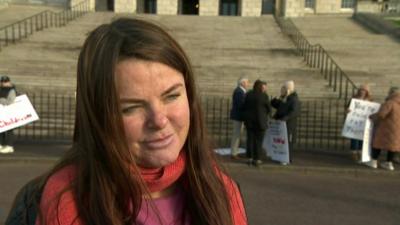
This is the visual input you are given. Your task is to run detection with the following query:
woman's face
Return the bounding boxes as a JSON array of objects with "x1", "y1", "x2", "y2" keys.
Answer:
[
  {"x1": 116, "y1": 59, "x2": 190, "y2": 168},
  {"x1": 280, "y1": 87, "x2": 287, "y2": 96},
  {"x1": 359, "y1": 89, "x2": 367, "y2": 98}
]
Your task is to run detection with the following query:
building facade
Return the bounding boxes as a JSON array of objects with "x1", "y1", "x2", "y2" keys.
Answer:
[
  {"x1": 276, "y1": 0, "x2": 396, "y2": 17},
  {"x1": 1, "y1": 0, "x2": 398, "y2": 17},
  {"x1": 96, "y1": 0, "x2": 396, "y2": 17}
]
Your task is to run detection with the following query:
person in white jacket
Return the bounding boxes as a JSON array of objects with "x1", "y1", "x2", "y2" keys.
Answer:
[{"x1": 0, "y1": 75, "x2": 16, "y2": 153}]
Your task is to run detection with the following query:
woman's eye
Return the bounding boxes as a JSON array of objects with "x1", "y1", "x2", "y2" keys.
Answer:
[
  {"x1": 122, "y1": 105, "x2": 141, "y2": 114},
  {"x1": 165, "y1": 93, "x2": 180, "y2": 102}
]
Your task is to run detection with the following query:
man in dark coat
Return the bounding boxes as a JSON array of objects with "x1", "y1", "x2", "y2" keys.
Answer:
[
  {"x1": 242, "y1": 80, "x2": 271, "y2": 166},
  {"x1": 271, "y1": 81, "x2": 300, "y2": 163},
  {"x1": 229, "y1": 76, "x2": 249, "y2": 159}
]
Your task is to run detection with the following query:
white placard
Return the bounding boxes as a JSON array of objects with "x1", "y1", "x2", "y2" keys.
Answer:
[
  {"x1": 342, "y1": 99, "x2": 380, "y2": 140},
  {"x1": 263, "y1": 120, "x2": 290, "y2": 164},
  {"x1": 0, "y1": 94, "x2": 39, "y2": 133},
  {"x1": 214, "y1": 148, "x2": 246, "y2": 156},
  {"x1": 360, "y1": 118, "x2": 373, "y2": 162}
]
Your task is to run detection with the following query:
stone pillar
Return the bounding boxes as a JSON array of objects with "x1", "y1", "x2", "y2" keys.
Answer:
[
  {"x1": 275, "y1": 0, "x2": 283, "y2": 17},
  {"x1": 283, "y1": 0, "x2": 304, "y2": 17},
  {"x1": 114, "y1": 0, "x2": 136, "y2": 12},
  {"x1": 157, "y1": 0, "x2": 178, "y2": 15},
  {"x1": 314, "y1": 0, "x2": 341, "y2": 13},
  {"x1": 241, "y1": 0, "x2": 262, "y2": 16},
  {"x1": 199, "y1": 0, "x2": 219, "y2": 16},
  {"x1": 70, "y1": 0, "x2": 96, "y2": 11}
]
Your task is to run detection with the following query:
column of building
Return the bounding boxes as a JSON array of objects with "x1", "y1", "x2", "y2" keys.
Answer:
[
  {"x1": 113, "y1": 0, "x2": 136, "y2": 12},
  {"x1": 199, "y1": 0, "x2": 219, "y2": 16},
  {"x1": 241, "y1": 0, "x2": 262, "y2": 16},
  {"x1": 157, "y1": 0, "x2": 178, "y2": 14},
  {"x1": 70, "y1": 0, "x2": 96, "y2": 11}
]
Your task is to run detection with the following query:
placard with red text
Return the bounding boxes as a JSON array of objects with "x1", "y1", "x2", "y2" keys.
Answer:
[
  {"x1": 263, "y1": 120, "x2": 289, "y2": 164},
  {"x1": 0, "y1": 94, "x2": 39, "y2": 133}
]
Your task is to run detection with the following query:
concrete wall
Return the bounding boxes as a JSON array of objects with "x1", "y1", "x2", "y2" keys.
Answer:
[
  {"x1": 282, "y1": 0, "x2": 304, "y2": 17},
  {"x1": 157, "y1": 0, "x2": 177, "y2": 14},
  {"x1": 241, "y1": 0, "x2": 261, "y2": 16},
  {"x1": 353, "y1": 12, "x2": 400, "y2": 40},
  {"x1": 355, "y1": 0, "x2": 384, "y2": 13},
  {"x1": 199, "y1": 0, "x2": 218, "y2": 16}
]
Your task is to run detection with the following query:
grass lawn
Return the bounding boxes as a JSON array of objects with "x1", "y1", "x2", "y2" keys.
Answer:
[{"x1": 393, "y1": 20, "x2": 400, "y2": 27}]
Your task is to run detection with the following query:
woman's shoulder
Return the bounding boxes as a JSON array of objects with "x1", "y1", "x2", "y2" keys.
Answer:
[
  {"x1": 217, "y1": 170, "x2": 248, "y2": 225},
  {"x1": 38, "y1": 165, "x2": 80, "y2": 225},
  {"x1": 44, "y1": 165, "x2": 77, "y2": 194}
]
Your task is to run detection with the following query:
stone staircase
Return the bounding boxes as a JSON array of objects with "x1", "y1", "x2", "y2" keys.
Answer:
[
  {"x1": 137, "y1": 15, "x2": 336, "y2": 99},
  {"x1": 0, "y1": 10, "x2": 343, "y2": 147},
  {"x1": 292, "y1": 15, "x2": 400, "y2": 102},
  {"x1": 0, "y1": 12, "x2": 115, "y2": 93},
  {"x1": 0, "y1": 12, "x2": 336, "y2": 100},
  {"x1": 0, "y1": 4, "x2": 63, "y2": 27}
]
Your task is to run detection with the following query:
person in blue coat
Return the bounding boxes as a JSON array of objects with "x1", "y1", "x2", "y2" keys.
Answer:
[{"x1": 229, "y1": 76, "x2": 249, "y2": 159}]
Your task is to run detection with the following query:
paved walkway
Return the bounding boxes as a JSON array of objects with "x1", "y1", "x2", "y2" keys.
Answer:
[{"x1": 1, "y1": 141, "x2": 399, "y2": 176}]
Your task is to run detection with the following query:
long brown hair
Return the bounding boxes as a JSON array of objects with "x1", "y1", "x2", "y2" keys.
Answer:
[{"x1": 38, "y1": 18, "x2": 236, "y2": 225}]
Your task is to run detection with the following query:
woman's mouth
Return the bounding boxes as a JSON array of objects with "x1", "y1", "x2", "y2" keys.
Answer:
[{"x1": 142, "y1": 134, "x2": 174, "y2": 150}]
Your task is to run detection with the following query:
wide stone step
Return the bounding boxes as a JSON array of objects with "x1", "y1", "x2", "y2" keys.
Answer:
[{"x1": 0, "y1": 13, "x2": 338, "y2": 101}]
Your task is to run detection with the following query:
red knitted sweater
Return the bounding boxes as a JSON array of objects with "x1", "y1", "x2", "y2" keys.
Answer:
[{"x1": 36, "y1": 155, "x2": 247, "y2": 225}]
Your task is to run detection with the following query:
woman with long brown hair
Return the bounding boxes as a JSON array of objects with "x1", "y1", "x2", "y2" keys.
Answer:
[{"x1": 18, "y1": 18, "x2": 247, "y2": 225}]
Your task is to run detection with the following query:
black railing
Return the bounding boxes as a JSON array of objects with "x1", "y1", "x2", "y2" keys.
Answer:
[
  {"x1": 14, "y1": 92, "x2": 350, "y2": 151},
  {"x1": 275, "y1": 17, "x2": 358, "y2": 105},
  {"x1": 14, "y1": 92, "x2": 75, "y2": 140},
  {"x1": 296, "y1": 98, "x2": 349, "y2": 151},
  {"x1": 0, "y1": 0, "x2": 90, "y2": 51}
]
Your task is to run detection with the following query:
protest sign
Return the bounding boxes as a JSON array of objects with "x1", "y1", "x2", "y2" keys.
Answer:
[
  {"x1": 342, "y1": 99, "x2": 380, "y2": 140},
  {"x1": 360, "y1": 118, "x2": 373, "y2": 162},
  {"x1": 0, "y1": 94, "x2": 39, "y2": 133},
  {"x1": 214, "y1": 148, "x2": 246, "y2": 156},
  {"x1": 263, "y1": 120, "x2": 289, "y2": 164}
]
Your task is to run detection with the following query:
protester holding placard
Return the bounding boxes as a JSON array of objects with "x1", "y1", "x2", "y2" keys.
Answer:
[
  {"x1": 347, "y1": 84, "x2": 372, "y2": 162},
  {"x1": 271, "y1": 81, "x2": 300, "y2": 163},
  {"x1": 366, "y1": 87, "x2": 400, "y2": 171},
  {"x1": 0, "y1": 75, "x2": 16, "y2": 154}
]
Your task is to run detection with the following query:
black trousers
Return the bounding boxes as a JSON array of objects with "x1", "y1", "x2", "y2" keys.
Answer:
[
  {"x1": 0, "y1": 130, "x2": 14, "y2": 146},
  {"x1": 246, "y1": 128, "x2": 265, "y2": 161},
  {"x1": 371, "y1": 148, "x2": 396, "y2": 162}
]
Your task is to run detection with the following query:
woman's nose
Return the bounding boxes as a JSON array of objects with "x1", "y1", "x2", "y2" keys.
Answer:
[{"x1": 146, "y1": 103, "x2": 168, "y2": 129}]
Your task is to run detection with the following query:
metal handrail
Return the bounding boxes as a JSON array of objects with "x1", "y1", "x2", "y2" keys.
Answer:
[
  {"x1": 275, "y1": 16, "x2": 358, "y2": 105},
  {"x1": 0, "y1": 0, "x2": 90, "y2": 51}
]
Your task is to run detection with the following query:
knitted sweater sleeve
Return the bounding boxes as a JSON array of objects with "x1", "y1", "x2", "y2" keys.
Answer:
[{"x1": 36, "y1": 166, "x2": 81, "y2": 225}]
